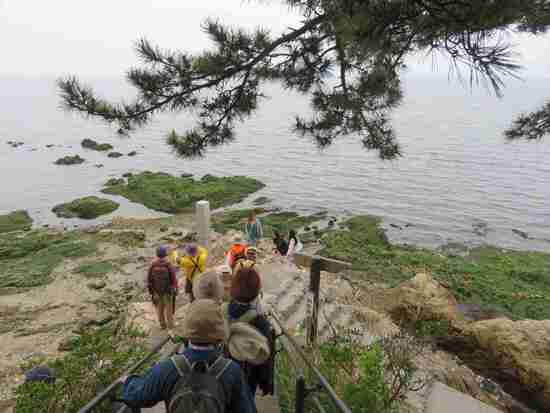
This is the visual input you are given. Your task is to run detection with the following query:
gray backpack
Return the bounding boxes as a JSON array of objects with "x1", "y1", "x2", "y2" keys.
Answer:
[{"x1": 168, "y1": 354, "x2": 231, "y2": 413}]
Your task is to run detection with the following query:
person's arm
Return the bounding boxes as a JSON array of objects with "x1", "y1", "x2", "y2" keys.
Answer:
[
  {"x1": 199, "y1": 249, "x2": 207, "y2": 272},
  {"x1": 169, "y1": 264, "x2": 178, "y2": 292},
  {"x1": 146, "y1": 266, "x2": 153, "y2": 295},
  {"x1": 122, "y1": 359, "x2": 178, "y2": 408},
  {"x1": 286, "y1": 239, "x2": 296, "y2": 257},
  {"x1": 257, "y1": 220, "x2": 263, "y2": 239}
]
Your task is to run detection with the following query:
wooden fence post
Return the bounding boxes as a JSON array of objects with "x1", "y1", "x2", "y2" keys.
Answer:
[{"x1": 306, "y1": 256, "x2": 322, "y2": 348}]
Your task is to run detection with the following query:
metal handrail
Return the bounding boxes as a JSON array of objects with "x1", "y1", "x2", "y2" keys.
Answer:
[
  {"x1": 77, "y1": 336, "x2": 172, "y2": 413},
  {"x1": 269, "y1": 311, "x2": 353, "y2": 413}
]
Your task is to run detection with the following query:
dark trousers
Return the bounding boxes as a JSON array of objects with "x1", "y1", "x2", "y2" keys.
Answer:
[{"x1": 185, "y1": 278, "x2": 195, "y2": 302}]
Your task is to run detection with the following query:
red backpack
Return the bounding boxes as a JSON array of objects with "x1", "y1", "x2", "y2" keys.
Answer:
[{"x1": 149, "y1": 261, "x2": 173, "y2": 295}]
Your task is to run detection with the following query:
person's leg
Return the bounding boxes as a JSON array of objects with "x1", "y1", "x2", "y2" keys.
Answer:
[
  {"x1": 165, "y1": 295, "x2": 175, "y2": 329},
  {"x1": 156, "y1": 295, "x2": 167, "y2": 329},
  {"x1": 185, "y1": 278, "x2": 195, "y2": 302}
]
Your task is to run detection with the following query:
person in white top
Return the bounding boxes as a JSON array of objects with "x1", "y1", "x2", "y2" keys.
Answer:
[{"x1": 285, "y1": 230, "x2": 303, "y2": 269}]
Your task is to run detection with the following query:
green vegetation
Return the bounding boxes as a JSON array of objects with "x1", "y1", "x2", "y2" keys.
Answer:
[
  {"x1": 102, "y1": 171, "x2": 265, "y2": 213},
  {"x1": 277, "y1": 332, "x2": 422, "y2": 413},
  {"x1": 75, "y1": 261, "x2": 115, "y2": 278},
  {"x1": 105, "y1": 178, "x2": 125, "y2": 186},
  {"x1": 60, "y1": 1, "x2": 549, "y2": 158},
  {"x1": 212, "y1": 208, "x2": 327, "y2": 237},
  {"x1": 15, "y1": 326, "x2": 150, "y2": 413},
  {"x1": 52, "y1": 196, "x2": 120, "y2": 219},
  {"x1": 95, "y1": 230, "x2": 146, "y2": 248},
  {"x1": 0, "y1": 231, "x2": 96, "y2": 293},
  {"x1": 0, "y1": 210, "x2": 32, "y2": 233},
  {"x1": 320, "y1": 216, "x2": 550, "y2": 320},
  {"x1": 81, "y1": 138, "x2": 113, "y2": 151},
  {"x1": 414, "y1": 319, "x2": 453, "y2": 338},
  {"x1": 54, "y1": 155, "x2": 85, "y2": 165},
  {"x1": 212, "y1": 208, "x2": 266, "y2": 234}
]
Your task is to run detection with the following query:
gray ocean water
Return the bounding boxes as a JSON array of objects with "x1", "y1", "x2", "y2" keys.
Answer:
[{"x1": 0, "y1": 75, "x2": 549, "y2": 252}]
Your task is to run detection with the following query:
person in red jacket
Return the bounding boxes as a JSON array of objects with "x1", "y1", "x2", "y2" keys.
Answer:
[{"x1": 146, "y1": 245, "x2": 178, "y2": 330}]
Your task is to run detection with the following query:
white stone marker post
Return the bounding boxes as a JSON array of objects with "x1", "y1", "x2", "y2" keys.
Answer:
[{"x1": 196, "y1": 200, "x2": 211, "y2": 248}]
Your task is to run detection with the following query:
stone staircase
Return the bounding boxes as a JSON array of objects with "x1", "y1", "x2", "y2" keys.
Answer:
[{"x1": 140, "y1": 262, "x2": 506, "y2": 413}]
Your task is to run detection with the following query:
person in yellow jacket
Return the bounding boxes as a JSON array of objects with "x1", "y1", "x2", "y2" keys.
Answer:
[{"x1": 178, "y1": 243, "x2": 208, "y2": 302}]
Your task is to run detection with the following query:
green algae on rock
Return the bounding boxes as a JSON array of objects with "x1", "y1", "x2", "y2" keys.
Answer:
[
  {"x1": 252, "y1": 196, "x2": 271, "y2": 205},
  {"x1": 102, "y1": 171, "x2": 265, "y2": 213},
  {"x1": 81, "y1": 138, "x2": 113, "y2": 152},
  {"x1": 105, "y1": 178, "x2": 125, "y2": 186},
  {"x1": 0, "y1": 210, "x2": 33, "y2": 233},
  {"x1": 320, "y1": 215, "x2": 550, "y2": 320},
  {"x1": 52, "y1": 196, "x2": 119, "y2": 219},
  {"x1": 212, "y1": 209, "x2": 327, "y2": 237},
  {"x1": 75, "y1": 260, "x2": 115, "y2": 278},
  {"x1": 54, "y1": 155, "x2": 85, "y2": 165},
  {"x1": 0, "y1": 230, "x2": 97, "y2": 293}
]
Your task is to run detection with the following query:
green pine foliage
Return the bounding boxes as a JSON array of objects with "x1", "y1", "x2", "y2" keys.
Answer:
[{"x1": 57, "y1": 1, "x2": 550, "y2": 158}]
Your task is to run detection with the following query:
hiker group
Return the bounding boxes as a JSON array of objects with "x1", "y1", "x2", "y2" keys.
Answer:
[{"x1": 129, "y1": 211, "x2": 302, "y2": 412}]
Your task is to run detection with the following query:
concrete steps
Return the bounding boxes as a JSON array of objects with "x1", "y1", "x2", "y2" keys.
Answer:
[{"x1": 426, "y1": 382, "x2": 503, "y2": 413}]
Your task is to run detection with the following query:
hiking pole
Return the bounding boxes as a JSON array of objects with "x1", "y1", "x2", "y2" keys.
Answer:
[{"x1": 78, "y1": 336, "x2": 171, "y2": 413}]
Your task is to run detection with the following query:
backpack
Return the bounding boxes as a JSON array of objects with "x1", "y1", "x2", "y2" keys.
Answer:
[
  {"x1": 168, "y1": 354, "x2": 231, "y2": 413},
  {"x1": 222, "y1": 304, "x2": 270, "y2": 365},
  {"x1": 150, "y1": 261, "x2": 173, "y2": 295},
  {"x1": 233, "y1": 259, "x2": 256, "y2": 275},
  {"x1": 229, "y1": 245, "x2": 247, "y2": 268}
]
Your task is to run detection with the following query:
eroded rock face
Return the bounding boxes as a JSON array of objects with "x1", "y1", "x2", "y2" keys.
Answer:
[
  {"x1": 387, "y1": 273, "x2": 459, "y2": 323},
  {"x1": 465, "y1": 318, "x2": 550, "y2": 410}
]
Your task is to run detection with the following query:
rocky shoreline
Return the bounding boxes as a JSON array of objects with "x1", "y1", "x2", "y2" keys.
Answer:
[{"x1": 1, "y1": 177, "x2": 549, "y2": 412}]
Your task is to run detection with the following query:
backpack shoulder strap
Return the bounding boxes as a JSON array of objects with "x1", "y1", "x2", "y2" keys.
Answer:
[
  {"x1": 237, "y1": 308, "x2": 258, "y2": 324},
  {"x1": 170, "y1": 354, "x2": 192, "y2": 378},
  {"x1": 207, "y1": 356, "x2": 232, "y2": 380},
  {"x1": 222, "y1": 303, "x2": 229, "y2": 318}
]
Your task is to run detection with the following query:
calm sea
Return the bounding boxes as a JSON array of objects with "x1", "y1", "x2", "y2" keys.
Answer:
[{"x1": 0, "y1": 75, "x2": 549, "y2": 252}]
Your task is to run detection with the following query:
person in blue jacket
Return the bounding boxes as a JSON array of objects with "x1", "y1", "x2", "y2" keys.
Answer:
[{"x1": 120, "y1": 299, "x2": 257, "y2": 413}]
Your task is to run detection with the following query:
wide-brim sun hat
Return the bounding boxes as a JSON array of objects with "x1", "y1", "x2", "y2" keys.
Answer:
[
  {"x1": 182, "y1": 299, "x2": 225, "y2": 343},
  {"x1": 227, "y1": 322, "x2": 270, "y2": 365},
  {"x1": 192, "y1": 271, "x2": 224, "y2": 302}
]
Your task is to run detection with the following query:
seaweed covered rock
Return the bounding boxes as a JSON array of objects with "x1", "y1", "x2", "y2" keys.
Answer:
[
  {"x1": 0, "y1": 210, "x2": 33, "y2": 233},
  {"x1": 54, "y1": 155, "x2": 85, "y2": 165},
  {"x1": 81, "y1": 138, "x2": 113, "y2": 151},
  {"x1": 105, "y1": 178, "x2": 125, "y2": 186},
  {"x1": 252, "y1": 196, "x2": 271, "y2": 205},
  {"x1": 101, "y1": 171, "x2": 265, "y2": 213},
  {"x1": 387, "y1": 272, "x2": 460, "y2": 324},
  {"x1": 52, "y1": 196, "x2": 119, "y2": 219}
]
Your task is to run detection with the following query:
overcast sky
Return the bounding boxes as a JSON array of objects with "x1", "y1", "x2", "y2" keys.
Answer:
[{"x1": 1, "y1": 0, "x2": 549, "y2": 78}]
